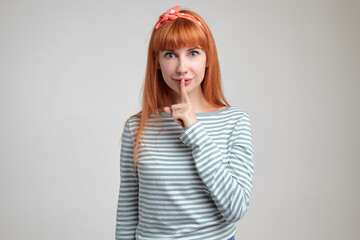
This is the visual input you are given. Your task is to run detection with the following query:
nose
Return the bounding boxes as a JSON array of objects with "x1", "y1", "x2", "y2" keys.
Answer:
[{"x1": 176, "y1": 56, "x2": 188, "y2": 75}]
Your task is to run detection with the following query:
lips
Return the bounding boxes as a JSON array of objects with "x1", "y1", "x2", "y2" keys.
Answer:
[{"x1": 173, "y1": 78, "x2": 192, "y2": 85}]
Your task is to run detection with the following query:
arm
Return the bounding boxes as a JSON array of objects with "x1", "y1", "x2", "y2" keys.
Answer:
[
  {"x1": 115, "y1": 120, "x2": 139, "y2": 240},
  {"x1": 179, "y1": 112, "x2": 254, "y2": 223}
]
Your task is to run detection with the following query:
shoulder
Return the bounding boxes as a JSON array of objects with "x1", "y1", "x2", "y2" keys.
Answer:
[
  {"x1": 227, "y1": 107, "x2": 252, "y2": 134},
  {"x1": 198, "y1": 106, "x2": 250, "y2": 128},
  {"x1": 121, "y1": 113, "x2": 141, "y2": 135},
  {"x1": 125, "y1": 112, "x2": 141, "y2": 125},
  {"x1": 127, "y1": 115, "x2": 140, "y2": 125},
  {"x1": 225, "y1": 106, "x2": 251, "y2": 120}
]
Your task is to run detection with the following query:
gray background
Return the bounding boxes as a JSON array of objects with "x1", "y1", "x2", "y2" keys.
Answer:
[{"x1": 1, "y1": 0, "x2": 359, "y2": 239}]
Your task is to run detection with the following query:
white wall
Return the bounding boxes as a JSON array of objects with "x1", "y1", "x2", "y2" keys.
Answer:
[{"x1": 0, "y1": 0, "x2": 359, "y2": 239}]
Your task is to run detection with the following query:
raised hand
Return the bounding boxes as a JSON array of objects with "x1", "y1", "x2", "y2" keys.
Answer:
[{"x1": 163, "y1": 79, "x2": 198, "y2": 130}]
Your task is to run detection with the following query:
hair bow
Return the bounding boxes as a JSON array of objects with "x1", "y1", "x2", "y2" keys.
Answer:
[{"x1": 154, "y1": 5, "x2": 205, "y2": 31}]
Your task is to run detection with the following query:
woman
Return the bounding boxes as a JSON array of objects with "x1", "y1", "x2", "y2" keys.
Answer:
[{"x1": 116, "y1": 6, "x2": 254, "y2": 240}]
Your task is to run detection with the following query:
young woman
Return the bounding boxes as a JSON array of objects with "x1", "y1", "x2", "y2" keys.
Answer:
[{"x1": 116, "y1": 6, "x2": 254, "y2": 240}]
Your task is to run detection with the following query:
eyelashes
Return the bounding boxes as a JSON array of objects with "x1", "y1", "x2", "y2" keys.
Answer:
[
  {"x1": 164, "y1": 52, "x2": 175, "y2": 58},
  {"x1": 189, "y1": 50, "x2": 199, "y2": 56},
  {"x1": 163, "y1": 50, "x2": 200, "y2": 58}
]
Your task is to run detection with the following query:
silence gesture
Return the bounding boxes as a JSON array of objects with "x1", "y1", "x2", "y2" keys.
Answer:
[{"x1": 163, "y1": 79, "x2": 198, "y2": 130}]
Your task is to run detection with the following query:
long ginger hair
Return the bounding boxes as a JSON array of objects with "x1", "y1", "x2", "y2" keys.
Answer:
[{"x1": 125, "y1": 8, "x2": 230, "y2": 172}]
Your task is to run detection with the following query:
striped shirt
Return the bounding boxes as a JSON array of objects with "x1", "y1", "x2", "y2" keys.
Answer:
[{"x1": 116, "y1": 106, "x2": 254, "y2": 240}]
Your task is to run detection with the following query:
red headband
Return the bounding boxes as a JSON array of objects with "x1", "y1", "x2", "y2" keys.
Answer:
[{"x1": 154, "y1": 6, "x2": 206, "y2": 32}]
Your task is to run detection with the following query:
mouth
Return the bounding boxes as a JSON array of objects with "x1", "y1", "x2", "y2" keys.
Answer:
[{"x1": 173, "y1": 78, "x2": 193, "y2": 86}]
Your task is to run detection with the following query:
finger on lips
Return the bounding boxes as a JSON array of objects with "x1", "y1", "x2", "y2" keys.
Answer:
[
  {"x1": 180, "y1": 79, "x2": 190, "y2": 103},
  {"x1": 163, "y1": 79, "x2": 192, "y2": 129}
]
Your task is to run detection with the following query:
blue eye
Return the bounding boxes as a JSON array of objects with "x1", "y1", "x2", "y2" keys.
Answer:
[
  {"x1": 190, "y1": 51, "x2": 199, "y2": 56},
  {"x1": 165, "y1": 52, "x2": 175, "y2": 58}
]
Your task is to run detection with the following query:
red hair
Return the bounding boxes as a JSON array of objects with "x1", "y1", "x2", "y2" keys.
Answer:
[{"x1": 125, "y1": 8, "x2": 230, "y2": 172}]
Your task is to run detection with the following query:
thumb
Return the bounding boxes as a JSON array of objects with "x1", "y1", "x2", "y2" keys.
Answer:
[{"x1": 163, "y1": 107, "x2": 172, "y2": 115}]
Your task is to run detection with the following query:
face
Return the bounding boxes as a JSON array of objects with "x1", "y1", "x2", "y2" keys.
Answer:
[{"x1": 158, "y1": 46, "x2": 207, "y2": 100}]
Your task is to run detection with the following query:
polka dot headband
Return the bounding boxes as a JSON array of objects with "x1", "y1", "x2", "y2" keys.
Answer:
[{"x1": 154, "y1": 5, "x2": 206, "y2": 32}]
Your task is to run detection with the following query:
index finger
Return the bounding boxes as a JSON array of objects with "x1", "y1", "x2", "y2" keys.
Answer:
[{"x1": 180, "y1": 79, "x2": 190, "y2": 103}]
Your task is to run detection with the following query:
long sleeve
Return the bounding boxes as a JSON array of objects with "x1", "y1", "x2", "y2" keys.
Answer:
[
  {"x1": 115, "y1": 120, "x2": 139, "y2": 240},
  {"x1": 179, "y1": 112, "x2": 254, "y2": 223}
]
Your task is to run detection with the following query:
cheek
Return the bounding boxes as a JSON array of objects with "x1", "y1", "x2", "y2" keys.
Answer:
[
  {"x1": 195, "y1": 60, "x2": 207, "y2": 74},
  {"x1": 160, "y1": 65, "x2": 170, "y2": 75},
  {"x1": 159, "y1": 65, "x2": 175, "y2": 86},
  {"x1": 159, "y1": 61, "x2": 175, "y2": 76}
]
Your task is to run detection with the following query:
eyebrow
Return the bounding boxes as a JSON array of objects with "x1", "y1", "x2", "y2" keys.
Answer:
[{"x1": 188, "y1": 47, "x2": 200, "y2": 51}]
